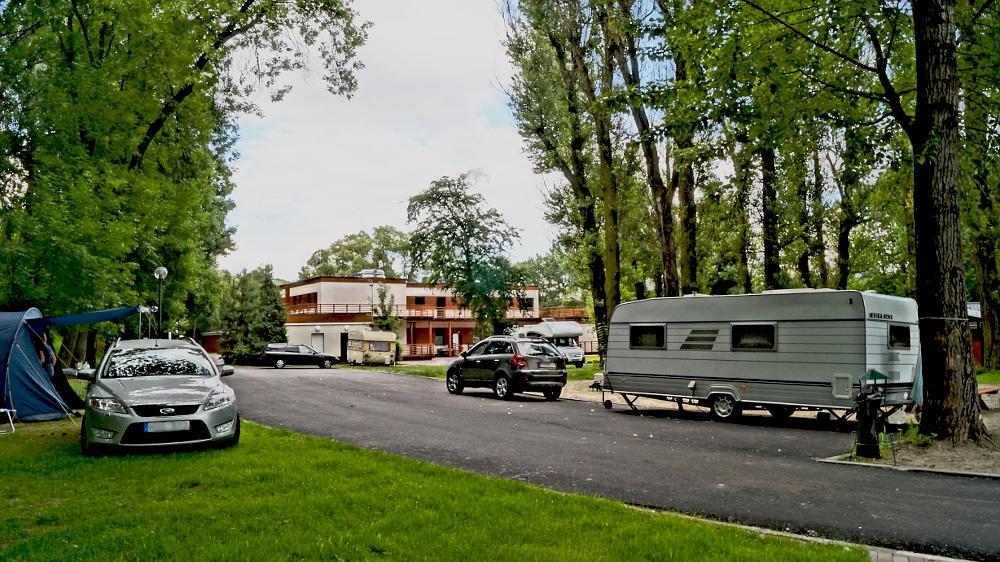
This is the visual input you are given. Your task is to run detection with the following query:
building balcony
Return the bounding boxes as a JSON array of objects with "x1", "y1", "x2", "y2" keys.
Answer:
[
  {"x1": 284, "y1": 303, "x2": 538, "y2": 321},
  {"x1": 538, "y1": 306, "x2": 590, "y2": 321}
]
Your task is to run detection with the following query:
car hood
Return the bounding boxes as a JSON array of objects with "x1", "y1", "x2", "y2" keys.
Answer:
[{"x1": 96, "y1": 376, "x2": 222, "y2": 405}]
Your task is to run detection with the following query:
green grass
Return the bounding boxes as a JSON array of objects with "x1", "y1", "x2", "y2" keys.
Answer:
[
  {"x1": 977, "y1": 369, "x2": 1000, "y2": 385},
  {"x1": 0, "y1": 422, "x2": 865, "y2": 562},
  {"x1": 337, "y1": 355, "x2": 604, "y2": 382}
]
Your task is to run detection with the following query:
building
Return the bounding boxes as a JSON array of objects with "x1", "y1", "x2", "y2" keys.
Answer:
[{"x1": 279, "y1": 275, "x2": 541, "y2": 360}]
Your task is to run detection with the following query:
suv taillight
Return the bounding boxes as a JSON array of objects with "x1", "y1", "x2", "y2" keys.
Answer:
[{"x1": 512, "y1": 354, "x2": 529, "y2": 369}]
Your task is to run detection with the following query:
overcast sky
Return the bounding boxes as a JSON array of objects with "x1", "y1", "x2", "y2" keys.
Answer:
[{"x1": 218, "y1": 0, "x2": 556, "y2": 281}]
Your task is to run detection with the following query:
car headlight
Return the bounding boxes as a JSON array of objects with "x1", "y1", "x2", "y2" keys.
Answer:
[
  {"x1": 204, "y1": 390, "x2": 234, "y2": 411},
  {"x1": 88, "y1": 397, "x2": 128, "y2": 414}
]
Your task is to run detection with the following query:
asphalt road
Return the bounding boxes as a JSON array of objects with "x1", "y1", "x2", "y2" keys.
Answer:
[{"x1": 229, "y1": 366, "x2": 1000, "y2": 560}]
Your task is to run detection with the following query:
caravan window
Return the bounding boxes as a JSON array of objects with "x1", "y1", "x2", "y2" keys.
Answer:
[
  {"x1": 731, "y1": 324, "x2": 776, "y2": 351},
  {"x1": 888, "y1": 325, "x2": 910, "y2": 349},
  {"x1": 369, "y1": 341, "x2": 392, "y2": 352},
  {"x1": 629, "y1": 325, "x2": 665, "y2": 349}
]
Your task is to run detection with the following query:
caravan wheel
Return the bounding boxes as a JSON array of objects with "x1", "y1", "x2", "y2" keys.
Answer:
[{"x1": 710, "y1": 394, "x2": 740, "y2": 421}]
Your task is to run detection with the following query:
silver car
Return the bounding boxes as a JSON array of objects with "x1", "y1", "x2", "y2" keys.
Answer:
[{"x1": 78, "y1": 338, "x2": 240, "y2": 456}]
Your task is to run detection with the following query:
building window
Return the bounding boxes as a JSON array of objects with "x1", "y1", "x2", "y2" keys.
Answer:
[
  {"x1": 436, "y1": 297, "x2": 446, "y2": 307},
  {"x1": 731, "y1": 324, "x2": 776, "y2": 351},
  {"x1": 629, "y1": 325, "x2": 665, "y2": 349},
  {"x1": 888, "y1": 325, "x2": 910, "y2": 349},
  {"x1": 522, "y1": 297, "x2": 535, "y2": 308},
  {"x1": 414, "y1": 296, "x2": 425, "y2": 305}
]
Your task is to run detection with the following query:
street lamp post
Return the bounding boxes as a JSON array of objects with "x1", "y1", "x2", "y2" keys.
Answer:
[{"x1": 154, "y1": 266, "x2": 168, "y2": 337}]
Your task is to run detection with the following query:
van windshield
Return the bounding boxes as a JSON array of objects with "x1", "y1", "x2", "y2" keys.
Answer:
[
  {"x1": 518, "y1": 341, "x2": 561, "y2": 357},
  {"x1": 552, "y1": 337, "x2": 579, "y2": 347}
]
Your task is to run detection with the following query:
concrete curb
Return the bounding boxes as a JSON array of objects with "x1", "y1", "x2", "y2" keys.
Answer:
[{"x1": 817, "y1": 455, "x2": 1000, "y2": 480}]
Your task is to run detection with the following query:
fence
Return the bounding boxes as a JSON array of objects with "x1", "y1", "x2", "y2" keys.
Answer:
[{"x1": 287, "y1": 303, "x2": 538, "y2": 320}]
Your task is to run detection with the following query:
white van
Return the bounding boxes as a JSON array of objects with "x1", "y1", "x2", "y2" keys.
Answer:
[
  {"x1": 516, "y1": 319, "x2": 586, "y2": 368},
  {"x1": 346, "y1": 331, "x2": 397, "y2": 365}
]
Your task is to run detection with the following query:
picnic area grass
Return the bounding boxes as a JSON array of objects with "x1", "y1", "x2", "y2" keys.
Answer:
[
  {"x1": 339, "y1": 355, "x2": 603, "y2": 382},
  {"x1": 0, "y1": 421, "x2": 865, "y2": 562},
  {"x1": 978, "y1": 369, "x2": 1000, "y2": 385}
]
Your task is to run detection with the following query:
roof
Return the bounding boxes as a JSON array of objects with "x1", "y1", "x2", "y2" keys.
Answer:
[{"x1": 112, "y1": 338, "x2": 202, "y2": 350}]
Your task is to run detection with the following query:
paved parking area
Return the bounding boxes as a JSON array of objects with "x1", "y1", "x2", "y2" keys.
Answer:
[{"x1": 229, "y1": 366, "x2": 1000, "y2": 560}]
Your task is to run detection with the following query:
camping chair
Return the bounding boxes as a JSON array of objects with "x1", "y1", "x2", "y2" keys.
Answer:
[{"x1": 0, "y1": 408, "x2": 14, "y2": 434}]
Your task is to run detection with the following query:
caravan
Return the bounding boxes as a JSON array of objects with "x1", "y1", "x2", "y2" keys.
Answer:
[
  {"x1": 601, "y1": 290, "x2": 919, "y2": 420},
  {"x1": 346, "y1": 331, "x2": 397, "y2": 365}
]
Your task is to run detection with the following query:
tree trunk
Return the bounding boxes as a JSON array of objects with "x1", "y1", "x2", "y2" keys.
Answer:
[
  {"x1": 796, "y1": 154, "x2": 813, "y2": 287},
  {"x1": 911, "y1": 0, "x2": 986, "y2": 441},
  {"x1": 760, "y1": 146, "x2": 780, "y2": 290},
  {"x1": 812, "y1": 147, "x2": 830, "y2": 287},
  {"x1": 608, "y1": 6, "x2": 679, "y2": 297},
  {"x1": 835, "y1": 217, "x2": 853, "y2": 290},
  {"x1": 673, "y1": 52, "x2": 698, "y2": 295},
  {"x1": 728, "y1": 140, "x2": 753, "y2": 294},
  {"x1": 973, "y1": 230, "x2": 1000, "y2": 369}
]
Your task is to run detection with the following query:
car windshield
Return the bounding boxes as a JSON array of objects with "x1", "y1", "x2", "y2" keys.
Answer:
[
  {"x1": 103, "y1": 348, "x2": 214, "y2": 378},
  {"x1": 518, "y1": 341, "x2": 561, "y2": 357}
]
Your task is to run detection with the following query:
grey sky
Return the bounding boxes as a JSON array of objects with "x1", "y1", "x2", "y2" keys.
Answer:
[{"x1": 218, "y1": 0, "x2": 555, "y2": 281}]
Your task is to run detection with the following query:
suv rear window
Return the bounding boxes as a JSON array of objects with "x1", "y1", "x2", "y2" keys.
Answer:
[
  {"x1": 103, "y1": 348, "x2": 214, "y2": 378},
  {"x1": 518, "y1": 341, "x2": 561, "y2": 357}
]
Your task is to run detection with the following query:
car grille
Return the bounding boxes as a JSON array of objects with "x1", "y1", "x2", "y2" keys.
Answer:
[
  {"x1": 131, "y1": 404, "x2": 201, "y2": 417},
  {"x1": 120, "y1": 421, "x2": 211, "y2": 445}
]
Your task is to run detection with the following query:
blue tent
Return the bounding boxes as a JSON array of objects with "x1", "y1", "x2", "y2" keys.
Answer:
[{"x1": 0, "y1": 309, "x2": 69, "y2": 421}]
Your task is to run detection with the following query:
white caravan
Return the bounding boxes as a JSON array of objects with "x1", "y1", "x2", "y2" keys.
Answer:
[
  {"x1": 516, "y1": 319, "x2": 586, "y2": 368},
  {"x1": 601, "y1": 289, "x2": 919, "y2": 420},
  {"x1": 346, "y1": 330, "x2": 397, "y2": 365}
]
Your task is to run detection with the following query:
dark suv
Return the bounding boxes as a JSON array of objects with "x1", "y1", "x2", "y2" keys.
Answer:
[
  {"x1": 445, "y1": 336, "x2": 567, "y2": 400},
  {"x1": 260, "y1": 343, "x2": 338, "y2": 369}
]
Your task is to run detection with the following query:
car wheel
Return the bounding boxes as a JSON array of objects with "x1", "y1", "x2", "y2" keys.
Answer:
[
  {"x1": 710, "y1": 394, "x2": 740, "y2": 421},
  {"x1": 493, "y1": 374, "x2": 514, "y2": 400},
  {"x1": 321, "y1": 359, "x2": 332, "y2": 369},
  {"x1": 543, "y1": 388, "x2": 561, "y2": 401},
  {"x1": 767, "y1": 405, "x2": 795, "y2": 421},
  {"x1": 574, "y1": 362, "x2": 584, "y2": 369},
  {"x1": 274, "y1": 359, "x2": 285, "y2": 369},
  {"x1": 446, "y1": 370, "x2": 464, "y2": 394}
]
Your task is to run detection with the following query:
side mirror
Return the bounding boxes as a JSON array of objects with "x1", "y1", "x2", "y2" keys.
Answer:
[
  {"x1": 76, "y1": 368, "x2": 96, "y2": 382},
  {"x1": 220, "y1": 365, "x2": 235, "y2": 377},
  {"x1": 460, "y1": 351, "x2": 468, "y2": 358}
]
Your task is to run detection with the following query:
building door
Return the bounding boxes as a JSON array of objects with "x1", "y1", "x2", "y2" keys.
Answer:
[
  {"x1": 340, "y1": 332, "x2": 349, "y2": 362},
  {"x1": 311, "y1": 333, "x2": 325, "y2": 353}
]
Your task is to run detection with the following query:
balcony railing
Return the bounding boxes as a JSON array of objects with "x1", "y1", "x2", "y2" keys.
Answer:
[
  {"x1": 285, "y1": 303, "x2": 538, "y2": 320},
  {"x1": 538, "y1": 306, "x2": 590, "y2": 320}
]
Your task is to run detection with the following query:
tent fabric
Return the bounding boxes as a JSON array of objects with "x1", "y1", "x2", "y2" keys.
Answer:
[
  {"x1": 27, "y1": 305, "x2": 139, "y2": 328},
  {"x1": 1, "y1": 309, "x2": 69, "y2": 421}
]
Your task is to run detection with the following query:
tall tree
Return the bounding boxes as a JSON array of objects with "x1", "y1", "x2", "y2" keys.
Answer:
[
  {"x1": 221, "y1": 266, "x2": 287, "y2": 363},
  {"x1": 407, "y1": 174, "x2": 524, "y2": 338}
]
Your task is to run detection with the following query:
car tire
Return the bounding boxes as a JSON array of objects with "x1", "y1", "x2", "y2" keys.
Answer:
[
  {"x1": 710, "y1": 394, "x2": 740, "y2": 421},
  {"x1": 574, "y1": 362, "x2": 584, "y2": 369},
  {"x1": 219, "y1": 416, "x2": 241, "y2": 448},
  {"x1": 274, "y1": 359, "x2": 285, "y2": 369},
  {"x1": 446, "y1": 370, "x2": 464, "y2": 394},
  {"x1": 493, "y1": 374, "x2": 514, "y2": 400},
  {"x1": 543, "y1": 388, "x2": 561, "y2": 401},
  {"x1": 321, "y1": 359, "x2": 332, "y2": 369}
]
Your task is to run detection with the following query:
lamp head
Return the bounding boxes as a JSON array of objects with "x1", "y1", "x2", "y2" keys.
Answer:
[{"x1": 154, "y1": 266, "x2": 169, "y2": 280}]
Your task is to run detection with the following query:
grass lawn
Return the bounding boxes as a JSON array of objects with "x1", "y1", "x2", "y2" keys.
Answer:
[
  {"x1": 0, "y1": 421, "x2": 865, "y2": 561},
  {"x1": 978, "y1": 369, "x2": 1000, "y2": 385},
  {"x1": 338, "y1": 356, "x2": 604, "y2": 382}
]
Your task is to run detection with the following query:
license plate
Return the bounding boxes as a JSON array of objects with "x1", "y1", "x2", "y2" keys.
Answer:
[
  {"x1": 540, "y1": 362, "x2": 555, "y2": 368},
  {"x1": 144, "y1": 421, "x2": 190, "y2": 433}
]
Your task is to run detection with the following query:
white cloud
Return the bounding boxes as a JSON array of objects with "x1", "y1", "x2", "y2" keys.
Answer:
[{"x1": 219, "y1": 0, "x2": 557, "y2": 280}]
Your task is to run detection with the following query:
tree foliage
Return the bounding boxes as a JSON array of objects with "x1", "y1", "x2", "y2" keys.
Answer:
[
  {"x1": 220, "y1": 266, "x2": 287, "y2": 363},
  {"x1": 299, "y1": 226, "x2": 413, "y2": 280},
  {"x1": 407, "y1": 174, "x2": 524, "y2": 337},
  {"x1": 0, "y1": 0, "x2": 367, "y2": 337}
]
